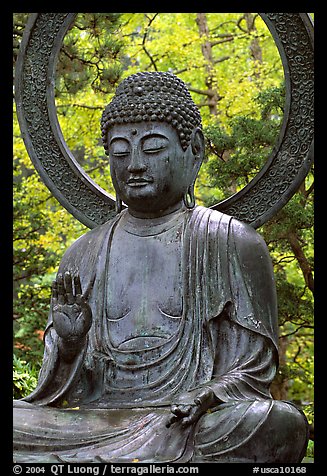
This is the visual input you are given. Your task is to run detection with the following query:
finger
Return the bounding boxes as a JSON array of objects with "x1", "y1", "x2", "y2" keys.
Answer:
[
  {"x1": 64, "y1": 271, "x2": 74, "y2": 304},
  {"x1": 74, "y1": 275, "x2": 82, "y2": 296},
  {"x1": 171, "y1": 404, "x2": 192, "y2": 417},
  {"x1": 76, "y1": 294, "x2": 91, "y2": 319},
  {"x1": 52, "y1": 281, "x2": 58, "y2": 302},
  {"x1": 56, "y1": 273, "x2": 66, "y2": 304},
  {"x1": 165, "y1": 415, "x2": 179, "y2": 428},
  {"x1": 194, "y1": 388, "x2": 210, "y2": 406},
  {"x1": 171, "y1": 405, "x2": 184, "y2": 417},
  {"x1": 182, "y1": 405, "x2": 192, "y2": 415},
  {"x1": 181, "y1": 415, "x2": 194, "y2": 428},
  {"x1": 181, "y1": 405, "x2": 201, "y2": 427}
]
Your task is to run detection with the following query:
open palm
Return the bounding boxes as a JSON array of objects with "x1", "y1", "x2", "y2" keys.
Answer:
[{"x1": 52, "y1": 271, "x2": 92, "y2": 341}]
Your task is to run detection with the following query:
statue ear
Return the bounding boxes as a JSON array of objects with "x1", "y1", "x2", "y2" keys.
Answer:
[
  {"x1": 183, "y1": 128, "x2": 204, "y2": 209},
  {"x1": 190, "y1": 127, "x2": 204, "y2": 173},
  {"x1": 191, "y1": 127, "x2": 205, "y2": 159}
]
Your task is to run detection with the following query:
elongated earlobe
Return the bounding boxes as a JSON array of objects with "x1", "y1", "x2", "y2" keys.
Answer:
[
  {"x1": 183, "y1": 128, "x2": 204, "y2": 210},
  {"x1": 115, "y1": 193, "x2": 123, "y2": 214},
  {"x1": 183, "y1": 183, "x2": 196, "y2": 209}
]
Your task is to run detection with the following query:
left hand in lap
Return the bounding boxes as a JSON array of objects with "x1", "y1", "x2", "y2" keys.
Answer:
[{"x1": 166, "y1": 387, "x2": 218, "y2": 428}]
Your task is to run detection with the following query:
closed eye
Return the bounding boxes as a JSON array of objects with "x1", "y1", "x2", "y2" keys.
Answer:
[
  {"x1": 142, "y1": 145, "x2": 167, "y2": 154},
  {"x1": 112, "y1": 150, "x2": 129, "y2": 157},
  {"x1": 110, "y1": 138, "x2": 130, "y2": 157},
  {"x1": 142, "y1": 135, "x2": 168, "y2": 154}
]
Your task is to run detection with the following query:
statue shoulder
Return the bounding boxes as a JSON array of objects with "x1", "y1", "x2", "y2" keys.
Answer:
[
  {"x1": 192, "y1": 206, "x2": 268, "y2": 248},
  {"x1": 198, "y1": 207, "x2": 271, "y2": 266},
  {"x1": 227, "y1": 218, "x2": 276, "y2": 310},
  {"x1": 229, "y1": 217, "x2": 271, "y2": 262},
  {"x1": 193, "y1": 206, "x2": 232, "y2": 236},
  {"x1": 227, "y1": 216, "x2": 278, "y2": 348}
]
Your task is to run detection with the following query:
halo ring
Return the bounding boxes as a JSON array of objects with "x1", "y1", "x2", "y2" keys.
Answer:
[{"x1": 15, "y1": 13, "x2": 314, "y2": 229}]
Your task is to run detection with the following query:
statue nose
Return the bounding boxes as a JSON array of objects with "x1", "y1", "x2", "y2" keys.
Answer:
[{"x1": 127, "y1": 149, "x2": 147, "y2": 173}]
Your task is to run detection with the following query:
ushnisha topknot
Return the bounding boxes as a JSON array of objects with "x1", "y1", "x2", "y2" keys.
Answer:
[{"x1": 101, "y1": 71, "x2": 202, "y2": 155}]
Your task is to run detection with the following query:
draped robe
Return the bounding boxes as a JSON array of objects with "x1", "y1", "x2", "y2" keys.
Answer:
[{"x1": 13, "y1": 206, "x2": 308, "y2": 463}]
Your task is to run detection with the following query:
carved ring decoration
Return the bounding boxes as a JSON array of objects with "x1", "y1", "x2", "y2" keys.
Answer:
[{"x1": 15, "y1": 13, "x2": 314, "y2": 229}]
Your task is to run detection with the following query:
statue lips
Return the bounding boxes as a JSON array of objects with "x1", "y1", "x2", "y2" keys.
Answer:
[{"x1": 127, "y1": 177, "x2": 154, "y2": 187}]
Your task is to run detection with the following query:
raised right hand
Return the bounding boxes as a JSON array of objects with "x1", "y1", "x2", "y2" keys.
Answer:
[{"x1": 52, "y1": 271, "x2": 92, "y2": 342}]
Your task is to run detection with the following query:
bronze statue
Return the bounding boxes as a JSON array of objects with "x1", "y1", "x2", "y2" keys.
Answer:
[{"x1": 13, "y1": 72, "x2": 309, "y2": 463}]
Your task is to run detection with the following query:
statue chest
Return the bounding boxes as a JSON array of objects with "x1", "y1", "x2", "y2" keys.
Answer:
[{"x1": 105, "y1": 220, "x2": 184, "y2": 351}]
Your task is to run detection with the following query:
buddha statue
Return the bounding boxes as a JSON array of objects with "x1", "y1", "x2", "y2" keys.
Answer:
[{"x1": 13, "y1": 71, "x2": 309, "y2": 463}]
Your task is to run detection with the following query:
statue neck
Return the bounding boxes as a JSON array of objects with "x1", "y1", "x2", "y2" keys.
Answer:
[
  {"x1": 126, "y1": 200, "x2": 184, "y2": 219},
  {"x1": 121, "y1": 206, "x2": 188, "y2": 237}
]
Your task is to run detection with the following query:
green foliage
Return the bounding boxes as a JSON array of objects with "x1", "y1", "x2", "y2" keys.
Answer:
[
  {"x1": 14, "y1": 115, "x2": 87, "y2": 366},
  {"x1": 13, "y1": 355, "x2": 38, "y2": 399},
  {"x1": 306, "y1": 439, "x2": 314, "y2": 459},
  {"x1": 200, "y1": 84, "x2": 284, "y2": 203},
  {"x1": 56, "y1": 13, "x2": 124, "y2": 96}
]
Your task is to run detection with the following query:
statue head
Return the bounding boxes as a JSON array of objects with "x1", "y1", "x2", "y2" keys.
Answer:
[{"x1": 101, "y1": 72, "x2": 205, "y2": 217}]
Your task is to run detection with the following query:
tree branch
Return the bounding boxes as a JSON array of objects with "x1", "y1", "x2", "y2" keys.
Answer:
[
  {"x1": 280, "y1": 324, "x2": 314, "y2": 339},
  {"x1": 210, "y1": 37, "x2": 234, "y2": 47},
  {"x1": 142, "y1": 13, "x2": 159, "y2": 71},
  {"x1": 187, "y1": 87, "x2": 213, "y2": 96},
  {"x1": 213, "y1": 55, "x2": 230, "y2": 64},
  {"x1": 305, "y1": 181, "x2": 314, "y2": 199},
  {"x1": 288, "y1": 231, "x2": 314, "y2": 294},
  {"x1": 57, "y1": 104, "x2": 103, "y2": 111}
]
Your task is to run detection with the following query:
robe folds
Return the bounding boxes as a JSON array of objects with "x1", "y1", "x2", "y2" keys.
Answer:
[{"x1": 13, "y1": 206, "x2": 309, "y2": 463}]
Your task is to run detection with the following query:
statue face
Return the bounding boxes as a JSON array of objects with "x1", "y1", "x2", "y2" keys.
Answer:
[{"x1": 107, "y1": 121, "x2": 200, "y2": 216}]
